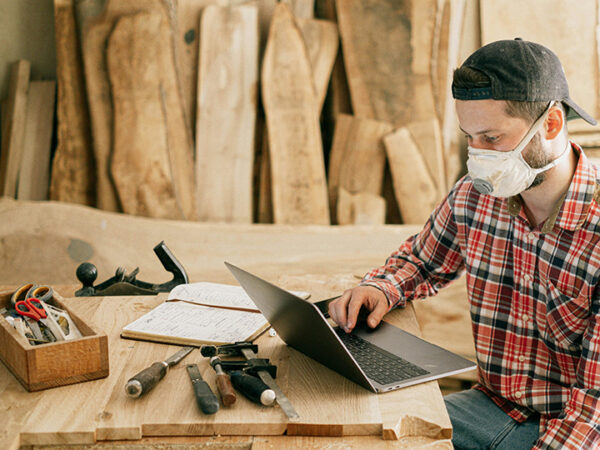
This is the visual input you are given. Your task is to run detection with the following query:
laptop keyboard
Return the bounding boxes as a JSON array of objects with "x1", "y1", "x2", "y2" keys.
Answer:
[{"x1": 335, "y1": 329, "x2": 430, "y2": 385}]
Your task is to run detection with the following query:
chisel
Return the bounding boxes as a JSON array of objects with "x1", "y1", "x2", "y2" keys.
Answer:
[
  {"x1": 209, "y1": 357, "x2": 237, "y2": 406},
  {"x1": 125, "y1": 346, "x2": 195, "y2": 398},
  {"x1": 186, "y1": 363, "x2": 219, "y2": 414}
]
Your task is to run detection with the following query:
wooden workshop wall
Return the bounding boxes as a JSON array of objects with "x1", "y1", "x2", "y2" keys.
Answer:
[{"x1": 0, "y1": 0, "x2": 598, "y2": 226}]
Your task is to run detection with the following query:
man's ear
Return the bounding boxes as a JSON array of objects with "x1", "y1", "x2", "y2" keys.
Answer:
[{"x1": 545, "y1": 105, "x2": 564, "y2": 139}]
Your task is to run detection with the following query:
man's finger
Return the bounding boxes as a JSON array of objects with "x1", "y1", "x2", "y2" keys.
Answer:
[
  {"x1": 345, "y1": 294, "x2": 367, "y2": 332},
  {"x1": 328, "y1": 290, "x2": 351, "y2": 328},
  {"x1": 366, "y1": 296, "x2": 388, "y2": 328}
]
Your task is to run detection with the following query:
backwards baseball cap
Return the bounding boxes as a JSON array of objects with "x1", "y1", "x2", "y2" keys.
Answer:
[{"x1": 452, "y1": 38, "x2": 597, "y2": 125}]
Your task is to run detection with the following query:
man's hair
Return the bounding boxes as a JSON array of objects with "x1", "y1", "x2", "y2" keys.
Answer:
[{"x1": 452, "y1": 66, "x2": 565, "y2": 124}]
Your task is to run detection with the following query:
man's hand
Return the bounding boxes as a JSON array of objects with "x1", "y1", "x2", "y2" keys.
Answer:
[{"x1": 327, "y1": 286, "x2": 389, "y2": 333}]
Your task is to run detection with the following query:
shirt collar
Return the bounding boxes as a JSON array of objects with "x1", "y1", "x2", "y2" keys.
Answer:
[{"x1": 506, "y1": 143, "x2": 598, "y2": 233}]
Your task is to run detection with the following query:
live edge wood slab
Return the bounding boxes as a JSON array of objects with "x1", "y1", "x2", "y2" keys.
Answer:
[{"x1": 0, "y1": 288, "x2": 452, "y2": 449}]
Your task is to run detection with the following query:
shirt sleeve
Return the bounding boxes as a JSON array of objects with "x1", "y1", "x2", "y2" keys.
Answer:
[
  {"x1": 533, "y1": 288, "x2": 600, "y2": 449},
  {"x1": 360, "y1": 182, "x2": 466, "y2": 310}
]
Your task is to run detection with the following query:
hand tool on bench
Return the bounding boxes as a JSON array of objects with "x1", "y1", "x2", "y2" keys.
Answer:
[
  {"x1": 229, "y1": 370, "x2": 276, "y2": 406},
  {"x1": 186, "y1": 363, "x2": 219, "y2": 414},
  {"x1": 209, "y1": 356, "x2": 275, "y2": 406},
  {"x1": 201, "y1": 342, "x2": 300, "y2": 420},
  {"x1": 209, "y1": 357, "x2": 237, "y2": 406},
  {"x1": 10, "y1": 284, "x2": 54, "y2": 308},
  {"x1": 75, "y1": 240, "x2": 189, "y2": 296},
  {"x1": 125, "y1": 346, "x2": 195, "y2": 398},
  {"x1": 15, "y1": 298, "x2": 61, "y2": 343}
]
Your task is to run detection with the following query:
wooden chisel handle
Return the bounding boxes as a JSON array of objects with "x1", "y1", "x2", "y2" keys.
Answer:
[
  {"x1": 125, "y1": 362, "x2": 168, "y2": 398},
  {"x1": 215, "y1": 373, "x2": 236, "y2": 406}
]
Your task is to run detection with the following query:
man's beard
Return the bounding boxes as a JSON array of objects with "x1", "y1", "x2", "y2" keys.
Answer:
[{"x1": 523, "y1": 133, "x2": 553, "y2": 190}]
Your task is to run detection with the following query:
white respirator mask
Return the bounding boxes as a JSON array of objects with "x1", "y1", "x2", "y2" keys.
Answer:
[{"x1": 466, "y1": 101, "x2": 569, "y2": 198}]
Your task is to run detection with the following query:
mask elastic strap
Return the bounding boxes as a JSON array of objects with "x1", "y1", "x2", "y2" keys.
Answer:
[
  {"x1": 531, "y1": 140, "x2": 571, "y2": 175},
  {"x1": 512, "y1": 101, "x2": 556, "y2": 156}
]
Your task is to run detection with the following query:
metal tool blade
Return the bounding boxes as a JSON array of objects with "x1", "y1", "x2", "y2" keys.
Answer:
[
  {"x1": 186, "y1": 363, "x2": 203, "y2": 380},
  {"x1": 165, "y1": 346, "x2": 195, "y2": 366},
  {"x1": 240, "y1": 348, "x2": 300, "y2": 421}
]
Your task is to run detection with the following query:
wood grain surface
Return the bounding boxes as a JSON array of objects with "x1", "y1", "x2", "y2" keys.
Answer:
[
  {"x1": 0, "y1": 199, "x2": 476, "y2": 448},
  {"x1": 384, "y1": 127, "x2": 439, "y2": 225},
  {"x1": 262, "y1": 4, "x2": 329, "y2": 224},
  {"x1": 195, "y1": 4, "x2": 259, "y2": 223},
  {"x1": 107, "y1": 11, "x2": 195, "y2": 219},
  {"x1": 17, "y1": 81, "x2": 56, "y2": 201},
  {"x1": 328, "y1": 114, "x2": 393, "y2": 223},
  {"x1": 0, "y1": 60, "x2": 29, "y2": 198},
  {"x1": 50, "y1": 0, "x2": 96, "y2": 206},
  {"x1": 76, "y1": 0, "x2": 177, "y2": 212}
]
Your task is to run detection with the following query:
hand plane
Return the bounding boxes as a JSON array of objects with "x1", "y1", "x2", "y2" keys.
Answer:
[{"x1": 75, "y1": 241, "x2": 189, "y2": 296}]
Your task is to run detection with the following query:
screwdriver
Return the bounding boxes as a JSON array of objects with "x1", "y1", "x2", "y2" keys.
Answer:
[{"x1": 125, "y1": 346, "x2": 195, "y2": 398}]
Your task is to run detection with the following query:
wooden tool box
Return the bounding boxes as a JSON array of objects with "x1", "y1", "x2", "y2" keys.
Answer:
[{"x1": 0, "y1": 289, "x2": 109, "y2": 391}]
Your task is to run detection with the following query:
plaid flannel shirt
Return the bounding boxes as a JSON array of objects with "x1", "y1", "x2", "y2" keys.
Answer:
[{"x1": 361, "y1": 144, "x2": 600, "y2": 449}]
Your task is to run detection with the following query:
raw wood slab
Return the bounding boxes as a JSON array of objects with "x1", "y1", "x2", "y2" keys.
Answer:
[
  {"x1": 337, "y1": 0, "x2": 437, "y2": 127},
  {"x1": 0, "y1": 60, "x2": 30, "y2": 198},
  {"x1": 257, "y1": 15, "x2": 337, "y2": 223},
  {"x1": 481, "y1": 0, "x2": 599, "y2": 134},
  {"x1": 297, "y1": 17, "x2": 338, "y2": 114},
  {"x1": 337, "y1": 188, "x2": 386, "y2": 225},
  {"x1": 195, "y1": 3, "x2": 259, "y2": 223},
  {"x1": 435, "y1": 0, "x2": 465, "y2": 190},
  {"x1": 407, "y1": 118, "x2": 446, "y2": 198},
  {"x1": 384, "y1": 127, "x2": 439, "y2": 225},
  {"x1": 107, "y1": 11, "x2": 196, "y2": 219},
  {"x1": 174, "y1": 0, "x2": 219, "y2": 136},
  {"x1": 327, "y1": 114, "x2": 393, "y2": 223},
  {"x1": 0, "y1": 198, "x2": 421, "y2": 286},
  {"x1": 17, "y1": 81, "x2": 56, "y2": 201},
  {"x1": 50, "y1": 0, "x2": 96, "y2": 206},
  {"x1": 262, "y1": 3, "x2": 330, "y2": 224},
  {"x1": 76, "y1": 0, "x2": 177, "y2": 212},
  {"x1": 281, "y1": 0, "x2": 315, "y2": 19}
]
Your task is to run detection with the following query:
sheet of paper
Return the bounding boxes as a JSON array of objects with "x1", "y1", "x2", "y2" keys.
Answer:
[
  {"x1": 168, "y1": 282, "x2": 310, "y2": 311},
  {"x1": 121, "y1": 301, "x2": 269, "y2": 345}
]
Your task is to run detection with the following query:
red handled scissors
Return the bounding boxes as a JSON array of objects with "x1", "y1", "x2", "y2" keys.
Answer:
[{"x1": 15, "y1": 298, "x2": 47, "y2": 322}]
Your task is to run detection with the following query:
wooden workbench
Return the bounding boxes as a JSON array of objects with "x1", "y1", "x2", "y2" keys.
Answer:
[{"x1": 0, "y1": 199, "x2": 475, "y2": 448}]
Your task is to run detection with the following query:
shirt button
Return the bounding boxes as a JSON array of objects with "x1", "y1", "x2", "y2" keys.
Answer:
[
  {"x1": 523, "y1": 274, "x2": 531, "y2": 282},
  {"x1": 518, "y1": 355, "x2": 525, "y2": 362},
  {"x1": 522, "y1": 314, "x2": 529, "y2": 322},
  {"x1": 528, "y1": 232, "x2": 535, "y2": 240},
  {"x1": 515, "y1": 391, "x2": 523, "y2": 399},
  {"x1": 569, "y1": 344, "x2": 579, "y2": 352}
]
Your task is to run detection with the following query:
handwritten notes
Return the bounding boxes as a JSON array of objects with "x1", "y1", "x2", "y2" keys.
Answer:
[{"x1": 121, "y1": 301, "x2": 269, "y2": 345}]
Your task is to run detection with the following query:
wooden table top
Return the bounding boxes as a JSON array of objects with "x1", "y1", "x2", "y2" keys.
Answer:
[{"x1": 1, "y1": 280, "x2": 454, "y2": 449}]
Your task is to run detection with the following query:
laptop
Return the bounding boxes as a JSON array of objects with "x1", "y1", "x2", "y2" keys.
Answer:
[{"x1": 225, "y1": 262, "x2": 476, "y2": 393}]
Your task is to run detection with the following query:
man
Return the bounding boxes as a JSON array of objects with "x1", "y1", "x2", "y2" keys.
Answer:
[{"x1": 328, "y1": 38, "x2": 600, "y2": 449}]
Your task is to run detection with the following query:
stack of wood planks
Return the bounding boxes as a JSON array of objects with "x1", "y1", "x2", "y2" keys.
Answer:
[
  {"x1": 16, "y1": 0, "x2": 599, "y2": 225},
  {"x1": 44, "y1": 0, "x2": 470, "y2": 225},
  {"x1": 0, "y1": 61, "x2": 56, "y2": 203}
]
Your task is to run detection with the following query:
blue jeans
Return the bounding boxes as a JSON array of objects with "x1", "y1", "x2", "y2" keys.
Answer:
[{"x1": 444, "y1": 389, "x2": 540, "y2": 449}]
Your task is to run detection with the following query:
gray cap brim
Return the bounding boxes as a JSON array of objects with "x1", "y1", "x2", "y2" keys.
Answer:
[{"x1": 564, "y1": 98, "x2": 597, "y2": 126}]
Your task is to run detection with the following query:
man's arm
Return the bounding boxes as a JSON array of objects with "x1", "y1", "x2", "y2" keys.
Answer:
[
  {"x1": 329, "y1": 181, "x2": 467, "y2": 331},
  {"x1": 533, "y1": 290, "x2": 600, "y2": 449}
]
